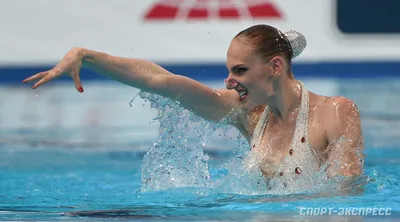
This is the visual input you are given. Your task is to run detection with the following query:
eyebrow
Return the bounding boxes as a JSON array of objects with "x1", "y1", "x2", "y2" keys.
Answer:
[{"x1": 229, "y1": 64, "x2": 246, "y2": 72}]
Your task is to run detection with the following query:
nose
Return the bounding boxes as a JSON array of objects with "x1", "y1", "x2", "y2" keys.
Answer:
[{"x1": 224, "y1": 77, "x2": 238, "y2": 89}]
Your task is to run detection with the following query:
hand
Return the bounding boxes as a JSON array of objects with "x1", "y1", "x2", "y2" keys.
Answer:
[{"x1": 23, "y1": 47, "x2": 85, "y2": 93}]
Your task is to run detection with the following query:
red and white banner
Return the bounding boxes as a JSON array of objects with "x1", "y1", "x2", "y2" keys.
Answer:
[{"x1": 1, "y1": 0, "x2": 400, "y2": 65}]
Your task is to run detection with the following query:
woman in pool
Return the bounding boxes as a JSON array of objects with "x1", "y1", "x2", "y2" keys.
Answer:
[{"x1": 23, "y1": 25, "x2": 364, "y2": 190}]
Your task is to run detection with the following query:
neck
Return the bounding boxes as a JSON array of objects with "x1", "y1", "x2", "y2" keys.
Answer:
[{"x1": 267, "y1": 76, "x2": 302, "y2": 120}]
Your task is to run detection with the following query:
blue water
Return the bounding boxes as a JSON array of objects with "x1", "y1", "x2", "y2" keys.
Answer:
[
  {"x1": 1, "y1": 146, "x2": 399, "y2": 221},
  {"x1": 1, "y1": 81, "x2": 400, "y2": 221}
]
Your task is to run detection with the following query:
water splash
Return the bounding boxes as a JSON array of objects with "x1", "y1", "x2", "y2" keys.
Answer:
[
  {"x1": 136, "y1": 91, "x2": 232, "y2": 192},
  {"x1": 132, "y1": 91, "x2": 370, "y2": 196}
]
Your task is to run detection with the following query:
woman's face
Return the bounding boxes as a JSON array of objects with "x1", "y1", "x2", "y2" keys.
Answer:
[{"x1": 225, "y1": 38, "x2": 283, "y2": 110}]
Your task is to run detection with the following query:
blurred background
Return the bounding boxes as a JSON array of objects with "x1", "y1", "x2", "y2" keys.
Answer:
[{"x1": 0, "y1": 0, "x2": 399, "y2": 152}]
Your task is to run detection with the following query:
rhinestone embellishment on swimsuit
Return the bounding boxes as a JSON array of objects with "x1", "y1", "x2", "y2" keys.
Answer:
[{"x1": 249, "y1": 81, "x2": 318, "y2": 194}]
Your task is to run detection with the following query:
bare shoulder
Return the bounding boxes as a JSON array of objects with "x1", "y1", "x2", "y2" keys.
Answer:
[
  {"x1": 321, "y1": 95, "x2": 363, "y2": 142},
  {"x1": 308, "y1": 92, "x2": 362, "y2": 135},
  {"x1": 213, "y1": 88, "x2": 251, "y2": 130},
  {"x1": 215, "y1": 88, "x2": 240, "y2": 102},
  {"x1": 323, "y1": 96, "x2": 360, "y2": 118},
  {"x1": 308, "y1": 90, "x2": 358, "y2": 113}
]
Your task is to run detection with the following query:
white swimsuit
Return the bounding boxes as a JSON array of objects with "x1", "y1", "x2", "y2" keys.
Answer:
[{"x1": 250, "y1": 81, "x2": 322, "y2": 194}]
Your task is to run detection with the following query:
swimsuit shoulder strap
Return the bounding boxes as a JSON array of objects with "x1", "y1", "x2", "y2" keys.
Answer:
[
  {"x1": 290, "y1": 81, "x2": 316, "y2": 156},
  {"x1": 250, "y1": 105, "x2": 271, "y2": 149}
]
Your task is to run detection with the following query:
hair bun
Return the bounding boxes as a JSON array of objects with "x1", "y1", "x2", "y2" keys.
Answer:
[{"x1": 283, "y1": 30, "x2": 307, "y2": 59}]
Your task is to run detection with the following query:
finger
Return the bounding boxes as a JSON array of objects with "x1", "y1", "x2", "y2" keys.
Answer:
[
  {"x1": 32, "y1": 75, "x2": 55, "y2": 89},
  {"x1": 71, "y1": 68, "x2": 83, "y2": 93},
  {"x1": 22, "y1": 71, "x2": 47, "y2": 83}
]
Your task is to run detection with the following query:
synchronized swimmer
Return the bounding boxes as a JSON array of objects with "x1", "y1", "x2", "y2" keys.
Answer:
[{"x1": 23, "y1": 24, "x2": 365, "y2": 192}]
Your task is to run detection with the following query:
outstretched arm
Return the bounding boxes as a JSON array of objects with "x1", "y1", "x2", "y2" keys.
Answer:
[
  {"x1": 23, "y1": 48, "x2": 240, "y2": 123},
  {"x1": 325, "y1": 97, "x2": 365, "y2": 178}
]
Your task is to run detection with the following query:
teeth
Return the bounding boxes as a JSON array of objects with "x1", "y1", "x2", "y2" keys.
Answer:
[{"x1": 238, "y1": 90, "x2": 248, "y2": 97}]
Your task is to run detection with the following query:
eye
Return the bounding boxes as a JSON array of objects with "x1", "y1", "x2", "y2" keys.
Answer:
[{"x1": 232, "y1": 67, "x2": 248, "y2": 75}]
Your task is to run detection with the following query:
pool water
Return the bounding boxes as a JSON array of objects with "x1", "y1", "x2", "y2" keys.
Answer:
[
  {"x1": 1, "y1": 80, "x2": 400, "y2": 221},
  {"x1": 0, "y1": 145, "x2": 399, "y2": 221}
]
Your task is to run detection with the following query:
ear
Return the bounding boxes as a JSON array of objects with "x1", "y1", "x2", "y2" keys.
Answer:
[{"x1": 270, "y1": 56, "x2": 285, "y2": 76}]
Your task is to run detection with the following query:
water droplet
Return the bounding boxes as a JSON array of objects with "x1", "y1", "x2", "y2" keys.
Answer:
[{"x1": 136, "y1": 91, "x2": 243, "y2": 192}]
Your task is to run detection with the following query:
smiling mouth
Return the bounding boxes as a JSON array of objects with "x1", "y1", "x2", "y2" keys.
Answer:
[{"x1": 237, "y1": 88, "x2": 248, "y2": 101}]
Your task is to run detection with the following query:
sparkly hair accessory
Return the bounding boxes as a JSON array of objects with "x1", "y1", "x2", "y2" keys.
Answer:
[{"x1": 283, "y1": 30, "x2": 307, "y2": 59}]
